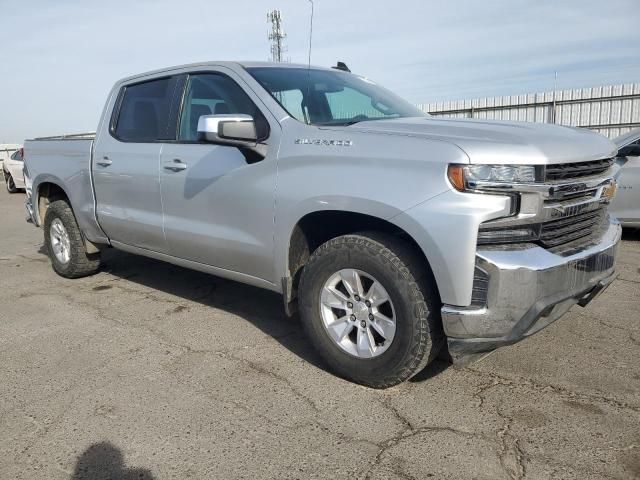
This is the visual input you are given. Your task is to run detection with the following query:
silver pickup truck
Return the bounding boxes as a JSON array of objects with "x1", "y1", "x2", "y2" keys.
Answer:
[{"x1": 24, "y1": 61, "x2": 621, "y2": 388}]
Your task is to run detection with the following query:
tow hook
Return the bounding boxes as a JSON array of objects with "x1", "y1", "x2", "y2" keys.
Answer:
[{"x1": 577, "y1": 276, "x2": 617, "y2": 307}]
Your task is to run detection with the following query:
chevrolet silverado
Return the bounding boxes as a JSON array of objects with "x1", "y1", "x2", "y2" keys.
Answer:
[{"x1": 23, "y1": 62, "x2": 621, "y2": 387}]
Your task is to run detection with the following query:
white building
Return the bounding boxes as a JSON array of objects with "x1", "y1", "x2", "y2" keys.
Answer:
[{"x1": 419, "y1": 83, "x2": 640, "y2": 139}]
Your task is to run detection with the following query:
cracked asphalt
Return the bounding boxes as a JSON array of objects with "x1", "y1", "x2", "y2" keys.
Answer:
[{"x1": 1, "y1": 188, "x2": 639, "y2": 480}]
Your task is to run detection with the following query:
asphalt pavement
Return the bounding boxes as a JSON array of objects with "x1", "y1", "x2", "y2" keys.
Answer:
[{"x1": 1, "y1": 187, "x2": 639, "y2": 479}]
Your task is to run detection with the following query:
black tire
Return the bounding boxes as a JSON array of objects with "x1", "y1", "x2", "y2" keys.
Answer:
[
  {"x1": 43, "y1": 199, "x2": 101, "y2": 278},
  {"x1": 5, "y1": 171, "x2": 18, "y2": 193},
  {"x1": 298, "y1": 232, "x2": 444, "y2": 388}
]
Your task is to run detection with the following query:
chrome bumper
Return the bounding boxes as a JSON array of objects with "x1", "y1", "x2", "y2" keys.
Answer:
[{"x1": 442, "y1": 218, "x2": 621, "y2": 364}]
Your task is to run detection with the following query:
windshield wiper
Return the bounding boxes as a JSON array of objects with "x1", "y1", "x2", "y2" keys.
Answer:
[
  {"x1": 343, "y1": 117, "x2": 395, "y2": 126},
  {"x1": 315, "y1": 117, "x2": 394, "y2": 127}
]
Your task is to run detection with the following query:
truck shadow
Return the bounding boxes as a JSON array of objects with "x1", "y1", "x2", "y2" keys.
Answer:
[
  {"x1": 97, "y1": 249, "x2": 451, "y2": 382},
  {"x1": 98, "y1": 248, "x2": 328, "y2": 374},
  {"x1": 72, "y1": 442, "x2": 154, "y2": 479}
]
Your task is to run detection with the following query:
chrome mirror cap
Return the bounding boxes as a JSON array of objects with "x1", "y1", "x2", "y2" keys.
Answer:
[{"x1": 197, "y1": 114, "x2": 257, "y2": 145}]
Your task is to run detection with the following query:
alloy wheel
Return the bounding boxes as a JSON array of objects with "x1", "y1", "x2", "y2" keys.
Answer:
[
  {"x1": 319, "y1": 268, "x2": 396, "y2": 358},
  {"x1": 50, "y1": 218, "x2": 71, "y2": 264}
]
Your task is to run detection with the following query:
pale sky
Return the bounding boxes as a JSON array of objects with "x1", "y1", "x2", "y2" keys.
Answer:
[{"x1": 1, "y1": 0, "x2": 639, "y2": 142}]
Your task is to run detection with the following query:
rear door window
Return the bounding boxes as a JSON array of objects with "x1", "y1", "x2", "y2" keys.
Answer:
[{"x1": 113, "y1": 77, "x2": 179, "y2": 142}]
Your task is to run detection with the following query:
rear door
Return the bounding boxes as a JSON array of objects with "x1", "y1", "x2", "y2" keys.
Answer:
[
  {"x1": 93, "y1": 75, "x2": 182, "y2": 253},
  {"x1": 158, "y1": 69, "x2": 279, "y2": 281}
]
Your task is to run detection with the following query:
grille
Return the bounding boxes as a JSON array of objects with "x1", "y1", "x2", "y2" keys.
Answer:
[
  {"x1": 545, "y1": 158, "x2": 614, "y2": 182},
  {"x1": 539, "y1": 208, "x2": 605, "y2": 248},
  {"x1": 478, "y1": 206, "x2": 607, "y2": 249}
]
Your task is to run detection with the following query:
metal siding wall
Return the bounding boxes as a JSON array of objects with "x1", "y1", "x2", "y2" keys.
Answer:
[{"x1": 418, "y1": 83, "x2": 640, "y2": 139}]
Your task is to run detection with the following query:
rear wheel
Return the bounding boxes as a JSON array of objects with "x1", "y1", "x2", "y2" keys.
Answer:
[
  {"x1": 44, "y1": 200, "x2": 101, "y2": 278},
  {"x1": 298, "y1": 233, "x2": 443, "y2": 388},
  {"x1": 5, "y1": 171, "x2": 17, "y2": 193}
]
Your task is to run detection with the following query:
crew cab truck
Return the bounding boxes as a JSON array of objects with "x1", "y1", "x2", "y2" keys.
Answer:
[{"x1": 24, "y1": 62, "x2": 621, "y2": 388}]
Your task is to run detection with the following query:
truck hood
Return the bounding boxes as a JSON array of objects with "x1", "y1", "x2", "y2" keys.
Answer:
[{"x1": 348, "y1": 117, "x2": 617, "y2": 165}]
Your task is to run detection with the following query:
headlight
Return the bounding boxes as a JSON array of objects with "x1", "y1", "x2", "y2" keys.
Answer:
[
  {"x1": 466, "y1": 165, "x2": 536, "y2": 183},
  {"x1": 448, "y1": 164, "x2": 539, "y2": 191}
]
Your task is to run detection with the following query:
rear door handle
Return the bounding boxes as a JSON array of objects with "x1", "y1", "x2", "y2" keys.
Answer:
[
  {"x1": 96, "y1": 156, "x2": 112, "y2": 167},
  {"x1": 164, "y1": 159, "x2": 187, "y2": 172}
]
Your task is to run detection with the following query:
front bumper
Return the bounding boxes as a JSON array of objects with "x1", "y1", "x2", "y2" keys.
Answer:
[{"x1": 442, "y1": 218, "x2": 621, "y2": 364}]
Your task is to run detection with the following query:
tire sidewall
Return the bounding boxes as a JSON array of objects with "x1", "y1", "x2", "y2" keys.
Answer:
[
  {"x1": 44, "y1": 201, "x2": 80, "y2": 276},
  {"x1": 5, "y1": 172, "x2": 16, "y2": 193},
  {"x1": 299, "y1": 236, "x2": 430, "y2": 383}
]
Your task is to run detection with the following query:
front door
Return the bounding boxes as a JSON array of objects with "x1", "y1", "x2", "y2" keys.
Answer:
[
  {"x1": 93, "y1": 75, "x2": 181, "y2": 253},
  {"x1": 159, "y1": 71, "x2": 279, "y2": 281}
]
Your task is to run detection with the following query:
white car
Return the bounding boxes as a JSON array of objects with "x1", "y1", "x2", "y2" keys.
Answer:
[
  {"x1": 0, "y1": 144, "x2": 20, "y2": 174},
  {"x1": 611, "y1": 129, "x2": 640, "y2": 227},
  {"x1": 3, "y1": 147, "x2": 25, "y2": 193}
]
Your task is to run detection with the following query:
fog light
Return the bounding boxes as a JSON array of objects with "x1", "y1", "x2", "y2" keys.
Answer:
[{"x1": 477, "y1": 226, "x2": 539, "y2": 244}]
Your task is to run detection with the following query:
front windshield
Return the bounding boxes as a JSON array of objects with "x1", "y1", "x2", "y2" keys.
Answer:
[{"x1": 247, "y1": 67, "x2": 426, "y2": 126}]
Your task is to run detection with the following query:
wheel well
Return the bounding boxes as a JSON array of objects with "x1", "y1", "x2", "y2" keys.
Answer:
[
  {"x1": 37, "y1": 183, "x2": 69, "y2": 224},
  {"x1": 286, "y1": 210, "x2": 431, "y2": 303}
]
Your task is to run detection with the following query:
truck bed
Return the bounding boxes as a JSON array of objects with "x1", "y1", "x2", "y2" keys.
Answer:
[
  {"x1": 32, "y1": 132, "x2": 96, "y2": 141},
  {"x1": 24, "y1": 135, "x2": 107, "y2": 244}
]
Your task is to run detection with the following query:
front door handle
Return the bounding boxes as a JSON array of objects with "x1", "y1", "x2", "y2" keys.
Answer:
[
  {"x1": 96, "y1": 156, "x2": 112, "y2": 167},
  {"x1": 164, "y1": 159, "x2": 188, "y2": 172}
]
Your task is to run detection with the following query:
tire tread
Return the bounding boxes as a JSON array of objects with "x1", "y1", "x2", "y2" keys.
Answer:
[
  {"x1": 44, "y1": 200, "x2": 101, "y2": 278},
  {"x1": 5, "y1": 172, "x2": 18, "y2": 193},
  {"x1": 299, "y1": 232, "x2": 443, "y2": 388}
]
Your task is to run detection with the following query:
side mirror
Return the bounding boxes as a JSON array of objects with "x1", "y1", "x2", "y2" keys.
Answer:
[
  {"x1": 618, "y1": 144, "x2": 640, "y2": 157},
  {"x1": 197, "y1": 114, "x2": 257, "y2": 146}
]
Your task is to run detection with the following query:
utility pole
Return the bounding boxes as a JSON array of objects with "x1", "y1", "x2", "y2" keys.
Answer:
[
  {"x1": 267, "y1": 9, "x2": 287, "y2": 62},
  {"x1": 552, "y1": 71, "x2": 558, "y2": 124}
]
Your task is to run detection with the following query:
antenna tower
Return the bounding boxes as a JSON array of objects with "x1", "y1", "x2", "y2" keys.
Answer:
[{"x1": 267, "y1": 9, "x2": 287, "y2": 62}]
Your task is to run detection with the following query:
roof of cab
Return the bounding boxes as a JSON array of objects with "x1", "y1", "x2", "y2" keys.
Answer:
[{"x1": 117, "y1": 61, "x2": 335, "y2": 84}]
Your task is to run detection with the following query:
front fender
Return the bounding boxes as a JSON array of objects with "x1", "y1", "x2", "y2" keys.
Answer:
[
  {"x1": 392, "y1": 190, "x2": 511, "y2": 306},
  {"x1": 272, "y1": 125, "x2": 471, "y2": 293},
  {"x1": 273, "y1": 196, "x2": 404, "y2": 284}
]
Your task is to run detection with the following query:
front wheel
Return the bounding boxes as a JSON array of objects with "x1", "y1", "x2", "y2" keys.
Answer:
[
  {"x1": 298, "y1": 233, "x2": 443, "y2": 388},
  {"x1": 5, "y1": 172, "x2": 18, "y2": 193},
  {"x1": 44, "y1": 200, "x2": 101, "y2": 278}
]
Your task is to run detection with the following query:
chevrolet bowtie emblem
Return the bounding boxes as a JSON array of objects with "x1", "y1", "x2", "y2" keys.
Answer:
[{"x1": 552, "y1": 205, "x2": 566, "y2": 213}]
